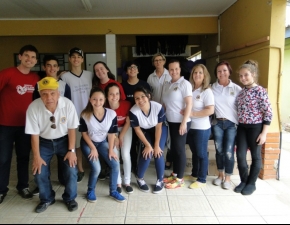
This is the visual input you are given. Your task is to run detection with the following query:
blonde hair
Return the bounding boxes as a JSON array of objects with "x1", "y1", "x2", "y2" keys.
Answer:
[
  {"x1": 189, "y1": 64, "x2": 211, "y2": 91},
  {"x1": 151, "y1": 53, "x2": 166, "y2": 65},
  {"x1": 237, "y1": 59, "x2": 259, "y2": 83}
]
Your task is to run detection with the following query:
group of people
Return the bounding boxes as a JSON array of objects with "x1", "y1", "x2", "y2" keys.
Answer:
[{"x1": 0, "y1": 44, "x2": 272, "y2": 214}]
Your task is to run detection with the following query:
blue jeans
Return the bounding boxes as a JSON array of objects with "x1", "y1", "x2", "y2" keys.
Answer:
[
  {"x1": 81, "y1": 138, "x2": 120, "y2": 194},
  {"x1": 187, "y1": 128, "x2": 211, "y2": 183},
  {"x1": 0, "y1": 125, "x2": 31, "y2": 195},
  {"x1": 137, "y1": 125, "x2": 167, "y2": 181},
  {"x1": 35, "y1": 136, "x2": 78, "y2": 203},
  {"x1": 212, "y1": 120, "x2": 237, "y2": 175}
]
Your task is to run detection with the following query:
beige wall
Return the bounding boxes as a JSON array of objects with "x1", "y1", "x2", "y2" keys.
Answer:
[
  {"x1": 215, "y1": 0, "x2": 286, "y2": 133},
  {"x1": 281, "y1": 37, "x2": 290, "y2": 124}
]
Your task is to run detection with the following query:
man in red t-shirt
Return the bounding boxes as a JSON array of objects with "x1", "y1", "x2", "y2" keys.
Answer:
[{"x1": 0, "y1": 45, "x2": 40, "y2": 204}]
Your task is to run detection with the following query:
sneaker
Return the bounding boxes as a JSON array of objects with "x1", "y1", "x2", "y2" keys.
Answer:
[
  {"x1": 117, "y1": 187, "x2": 122, "y2": 194},
  {"x1": 125, "y1": 185, "x2": 134, "y2": 194},
  {"x1": 163, "y1": 173, "x2": 176, "y2": 184},
  {"x1": 189, "y1": 181, "x2": 206, "y2": 189},
  {"x1": 106, "y1": 171, "x2": 110, "y2": 179},
  {"x1": 136, "y1": 179, "x2": 149, "y2": 192},
  {"x1": 87, "y1": 190, "x2": 97, "y2": 203},
  {"x1": 183, "y1": 175, "x2": 198, "y2": 182},
  {"x1": 65, "y1": 199, "x2": 78, "y2": 212},
  {"x1": 165, "y1": 178, "x2": 184, "y2": 189},
  {"x1": 32, "y1": 187, "x2": 39, "y2": 196},
  {"x1": 18, "y1": 188, "x2": 33, "y2": 199},
  {"x1": 153, "y1": 179, "x2": 164, "y2": 194},
  {"x1": 222, "y1": 181, "x2": 231, "y2": 190},
  {"x1": 213, "y1": 177, "x2": 223, "y2": 186},
  {"x1": 35, "y1": 199, "x2": 55, "y2": 213},
  {"x1": 0, "y1": 193, "x2": 7, "y2": 204},
  {"x1": 110, "y1": 191, "x2": 126, "y2": 203},
  {"x1": 98, "y1": 172, "x2": 106, "y2": 181},
  {"x1": 77, "y1": 172, "x2": 85, "y2": 183}
]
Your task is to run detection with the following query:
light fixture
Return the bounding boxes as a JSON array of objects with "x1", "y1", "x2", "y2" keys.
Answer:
[{"x1": 81, "y1": 0, "x2": 92, "y2": 12}]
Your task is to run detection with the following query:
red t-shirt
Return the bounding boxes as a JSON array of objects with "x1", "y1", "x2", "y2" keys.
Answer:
[
  {"x1": 99, "y1": 79, "x2": 126, "y2": 101},
  {"x1": 0, "y1": 67, "x2": 39, "y2": 126},
  {"x1": 108, "y1": 100, "x2": 131, "y2": 127}
]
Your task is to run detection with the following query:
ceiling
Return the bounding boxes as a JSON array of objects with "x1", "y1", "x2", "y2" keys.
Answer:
[{"x1": 0, "y1": 0, "x2": 237, "y2": 20}]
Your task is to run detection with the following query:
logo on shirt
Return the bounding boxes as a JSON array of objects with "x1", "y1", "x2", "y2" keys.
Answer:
[
  {"x1": 16, "y1": 84, "x2": 34, "y2": 95},
  {"x1": 117, "y1": 116, "x2": 126, "y2": 122},
  {"x1": 60, "y1": 117, "x2": 67, "y2": 124},
  {"x1": 174, "y1": 87, "x2": 178, "y2": 91},
  {"x1": 196, "y1": 95, "x2": 201, "y2": 100}
]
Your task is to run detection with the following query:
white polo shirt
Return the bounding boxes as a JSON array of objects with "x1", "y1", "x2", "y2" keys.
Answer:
[
  {"x1": 147, "y1": 68, "x2": 171, "y2": 103},
  {"x1": 61, "y1": 70, "x2": 93, "y2": 118},
  {"x1": 211, "y1": 80, "x2": 242, "y2": 124},
  {"x1": 190, "y1": 87, "x2": 215, "y2": 130},
  {"x1": 162, "y1": 76, "x2": 192, "y2": 123},
  {"x1": 79, "y1": 108, "x2": 118, "y2": 143},
  {"x1": 129, "y1": 101, "x2": 166, "y2": 129},
  {"x1": 25, "y1": 96, "x2": 79, "y2": 139}
]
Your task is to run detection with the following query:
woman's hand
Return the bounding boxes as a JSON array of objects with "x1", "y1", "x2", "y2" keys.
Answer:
[
  {"x1": 114, "y1": 136, "x2": 120, "y2": 150},
  {"x1": 142, "y1": 145, "x2": 153, "y2": 160},
  {"x1": 153, "y1": 145, "x2": 163, "y2": 158},
  {"x1": 179, "y1": 122, "x2": 187, "y2": 136},
  {"x1": 109, "y1": 151, "x2": 119, "y2": 161},
  {"x1": 256, "y1": 132, "x2": 267, "y2": 145},
  {"x1": 88, "y1": 148, "x2": 99, "y2": 161}
]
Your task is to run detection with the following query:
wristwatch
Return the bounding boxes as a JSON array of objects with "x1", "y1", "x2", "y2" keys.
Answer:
[{"x1": 68, "y1": 149, "x2": 75, "y2": 153}]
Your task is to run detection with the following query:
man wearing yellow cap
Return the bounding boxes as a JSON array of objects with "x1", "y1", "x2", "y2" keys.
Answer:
[{"x1": 25, "y1": 77, "x2": 79, "y2": 213}]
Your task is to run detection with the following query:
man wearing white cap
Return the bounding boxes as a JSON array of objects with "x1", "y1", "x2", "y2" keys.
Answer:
[{"x1": 25, "y1": 77, "x2": 79, "y2": 213}]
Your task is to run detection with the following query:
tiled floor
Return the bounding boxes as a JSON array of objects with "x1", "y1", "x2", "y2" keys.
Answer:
[{"x1": 1, "y1": 132, "x2": 290, "y2": 224}]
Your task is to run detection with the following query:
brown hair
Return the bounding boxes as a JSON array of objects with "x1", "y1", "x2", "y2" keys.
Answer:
[
  {"x1": 214, "y1": 60, "x2": 233, "y2": 78},
  {"x1": 92, "y1": 61, "x2": 116, "y2": 87},
  {"x1": 237, "y1": 59, "x2": 259, "y2": 83},
  {"x1": 81, "y1": 87, "x2": 105, "y2": 120}
]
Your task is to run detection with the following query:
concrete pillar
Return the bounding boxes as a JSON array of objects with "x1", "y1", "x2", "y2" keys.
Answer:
[{"x1": 106, "y1": 34, "x2": 117, "y2": 79}]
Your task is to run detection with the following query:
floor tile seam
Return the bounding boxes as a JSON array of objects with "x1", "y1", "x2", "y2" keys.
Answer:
[{"x1": 242, "y1": 193, "x2": 266, "y2": 220}]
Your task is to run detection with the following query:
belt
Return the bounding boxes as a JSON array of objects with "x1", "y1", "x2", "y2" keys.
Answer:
[
  {"x1": 217, "y1": 118, "x2": 228, "y2": 121},
  {"x1": 40, "y1": 135, "x2": 68, "y2": 142}
]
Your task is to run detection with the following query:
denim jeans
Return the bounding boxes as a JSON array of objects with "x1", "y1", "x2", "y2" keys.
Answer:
[
  {"x1": 81, "y1": 138, "x2": 120, "y2": 194},
  {"x1": 0, "y1": 125, "x2": 31, "y2": 195},
  {"x1": 212, "y1": 120, "x2": 237, "y2": 175},
  {"x1": 137, "y1": 125, "x2": 167, "y2": 181},
  {"x1": 236, "y1": 123, "x2": 263, "y2": 185},
  {"x1": 187, "y1": 128, "x2": 211, "y2": 183},
  {"x1": 35, "y1": 136, "x2": 78, "y2": 203}
]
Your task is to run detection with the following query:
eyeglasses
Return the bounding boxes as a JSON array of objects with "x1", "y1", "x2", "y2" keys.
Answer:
[
  {"x1": 154, "y1": 59, "x2": 164, "y2": 63},
  {"x1": 50, "y1": 116, "x2": 56, "y2": 129},
  {"x1": 127, "y1": 65, "x2": 138, "y2": 70}
]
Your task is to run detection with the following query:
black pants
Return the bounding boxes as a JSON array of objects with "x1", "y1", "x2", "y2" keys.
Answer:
[
  {"x1": 168, "y1": 121, "x2": 191, "y2": 179},
  {"x1": 236, "y1": 123, "x2": 263, "y2": 185}
]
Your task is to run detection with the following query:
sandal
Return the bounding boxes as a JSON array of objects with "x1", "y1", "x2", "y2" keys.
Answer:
[
  {"x1": 163, "y1": 173, "x2": 176, "y2": 183},
  {"x1": 165, "y1": 178, "x2": 184, "y2": 189}
]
